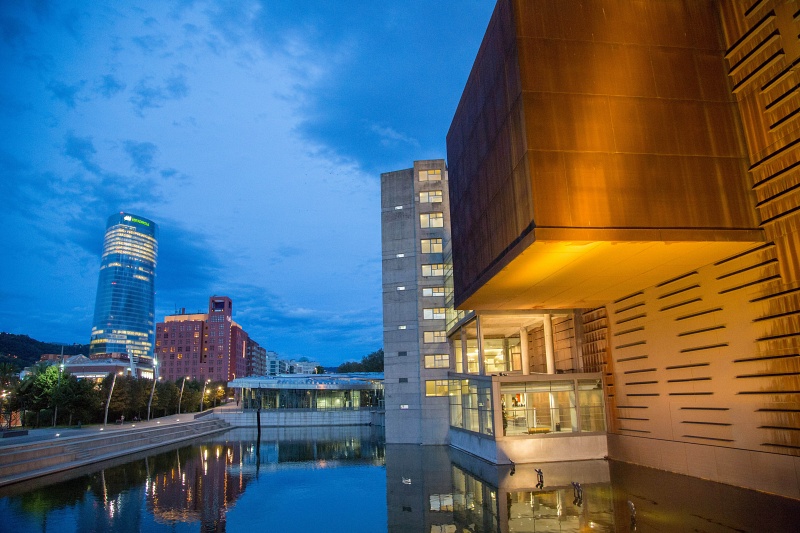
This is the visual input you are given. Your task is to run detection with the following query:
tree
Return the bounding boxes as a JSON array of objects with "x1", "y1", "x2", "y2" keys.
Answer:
[{"x1": 336, "y1": 349, "x2": 384, "y2": 373}]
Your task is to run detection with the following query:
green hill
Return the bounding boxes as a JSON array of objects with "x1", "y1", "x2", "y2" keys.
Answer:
[{"x1": 0, "y1": 333, "x2": 90, "y2": 369}]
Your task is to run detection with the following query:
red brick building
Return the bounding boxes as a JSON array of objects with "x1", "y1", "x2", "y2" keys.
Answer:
[{"x1": 155, "y1": 296, "x2": 255, "y2": 382}]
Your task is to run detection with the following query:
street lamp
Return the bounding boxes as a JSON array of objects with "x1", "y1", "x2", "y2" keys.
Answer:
[
  {"x1": 200, "y1": 379, "x2": 211, "y2": 412},
  {"x1": 147, "y1": 359, "x2": 159, "y2": 421},
  {"x1": 53, "y1": 360, "x2": 64, "y2": 428},
  {"x1": 215, "y1": 386, "x2": 222, "y2": 408},
  {"x1": 177, "y1": 376, "x2": 190, "y2": 414},
  {"x1": 104, "y1": 371, "x2": 123, "y2": 427}
]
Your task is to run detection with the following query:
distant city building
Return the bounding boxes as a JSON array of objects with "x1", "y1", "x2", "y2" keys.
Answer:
[
  {"x1": 381, "y1": 159, "x2": 452, "y2": 445},
  {"x1": 246, "y1": 339, "x2": 267, "y2": 377},
  {"x1": 89, "y1": 212, "x2": 158, "y2": 365},
  {"x1": 23, "y1": 353, "x2": 153, "y2": 381},
  {"x1": 156, "y1": 296, "x2": 258, "y2": 382},
  {"x1": 266, "y1": 351, "x2": 285, "y2": 376},
  {"x1": 285, "y1": 358, "x2": 321, "y2": 374}
]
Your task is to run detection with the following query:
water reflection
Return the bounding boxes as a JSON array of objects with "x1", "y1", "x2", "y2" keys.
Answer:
[
  {"x1": 4, "y1": 430, "x2": 800, "y2": 532},
  {"x1": 385, "y1": 445, "x2": 800, "y2": 532},
  {"x1": 1, "y1": 426, "x2": 386, "y2": 532}
]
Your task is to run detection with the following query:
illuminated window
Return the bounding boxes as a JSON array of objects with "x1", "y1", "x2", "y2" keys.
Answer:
[
  {"x1": 420, "y1": 212, "x2": 443, "y2": 228},
  {"x1": 425, "y1": 380, "x2": 449, "y2": 396},
  {"x1": 421, "y1": 238, "x2": 442, "y2": 253},
  {"x1": 423, "y1": 287, "x2": 445, "y2": 297},
  {"x1": 419, "y1": 169, "x2": 442, "y2": 182},
  {"x1": 424, "y1": 354, "x2": 450, "y2": 368},
  {"x1": 423, "y1": 308, "x2": 446, "y2": 320},
  {"x1": 420, "y1": 190, "x2": 443, "y2": 203},
  {"x1": 422, "y1": 264, "x2": 444, "y2": 277},
  {"x1": 424, "y1": 331, "x2": 446, "y2": 343}
]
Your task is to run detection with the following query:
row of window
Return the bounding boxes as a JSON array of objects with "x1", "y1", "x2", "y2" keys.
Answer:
[{"x1": 396, "y1": 286, "x2": 445, "y2": 296}]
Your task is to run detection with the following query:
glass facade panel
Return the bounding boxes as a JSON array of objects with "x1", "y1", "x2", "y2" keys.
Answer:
[
  {"x1": 448, "y1": 379, "x2": 494, "y2": 436},
  {"x1": 500, "y1": 380, "x2": 577, "y2": 436},
  {"x1": 578, "y1": 379, "x2": 606, "y2": 432}
]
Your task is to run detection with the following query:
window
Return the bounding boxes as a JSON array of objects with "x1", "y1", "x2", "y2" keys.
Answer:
[
  {"x1": 422, "y1": 264, "x2": 445, "y2": 277},
  {"x1": 426, "y1": 380, "x2": 449, "y2": 396},
  {"x1": 419, "y1": 169, "x2": 442, "y2": 182},
  {"x1": 420, "y1": 190, "x2": 443, "y2": 203},
  {"x1": 421, "y1": 238, "x2": 442, "y2": 253},
  {"x1": 423, "y1": 287, "x2": 445, "y2": 297},
  {"x1": 420, "y1": 212, "x2": 444, "y2": 228},
  {"x1": 396, "y1": 286, "x2": 406, "y2": 291},
  {"x1": 398, "y1": 325, "x2": 407, "y2": 330},
  {"x1": 398, "y1": 351, "x2": 408, "y2": 357},
  {"x1": 423, "y1": 307, "x2": 446, "y2": 320},
  {"x1": 424, "y1": 331, "x2": 447, "y2": 343},
  {"x1": 399, "y1": 377, "x2": 408, "y2": 383},
  {"x1": 425, "y1": 354, "x2": 450, "y2": 368}
]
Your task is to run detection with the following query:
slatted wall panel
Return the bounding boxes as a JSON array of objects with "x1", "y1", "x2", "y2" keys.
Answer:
[
  {"x1": 606, "y1": 241, "x2": 800, "y2": 455},
  {"x1": 715, "y1": 0, "x2": 800, "y2": 455},
  {"x1": 528, "y1": 325, "x2": 547, "y2": 373},
  {"x1": 721, "y1": 0, "x2": 800, "y2": 280},
  {"x1": 552, "y1": 315, "x2": 576, "y2": 372}
]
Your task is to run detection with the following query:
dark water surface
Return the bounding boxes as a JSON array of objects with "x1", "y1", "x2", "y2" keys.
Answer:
[{"x1": 1, "y1": 427, "x2": 799, "y2": 532}]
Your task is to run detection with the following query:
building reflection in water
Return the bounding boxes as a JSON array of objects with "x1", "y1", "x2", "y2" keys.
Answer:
[
  {"x1": 1, "y1": 426, "x2": 385, "y2": 533},
  {"x1": 147, "y1": 426, "x2": 384, "y2": 531},
  {"x1": 385, "y1": 444, "x2": 800, "y2": 533}
]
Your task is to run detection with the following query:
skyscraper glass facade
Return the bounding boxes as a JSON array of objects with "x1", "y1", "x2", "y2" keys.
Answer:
[{"x1": 90, "y1": 212, "x2": 158, "y2": 361}]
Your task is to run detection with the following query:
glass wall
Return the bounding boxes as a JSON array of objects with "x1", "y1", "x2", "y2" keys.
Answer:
[
  {"x1": 500, "y1": 380, "x2": 578, "y2": 436},
  {"x1": 578, "y1": 379, "x2": 606, "y2": 432},
  {"x1": 449, "y1": 379, "x2": 494, "y2": 436},
  {"x1": 483, "y1": 335, "x2": 521, "y2": 374},
  {"x1": 242, "y1": 388, "x2": 383, "y2": 410}
]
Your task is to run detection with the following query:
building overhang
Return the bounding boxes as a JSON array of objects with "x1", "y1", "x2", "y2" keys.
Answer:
[{"x1": 458, "y1": 226, "x2": 766, "y2": 310}]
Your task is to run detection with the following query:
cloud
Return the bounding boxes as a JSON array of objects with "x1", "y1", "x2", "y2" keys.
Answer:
[
  {"x1": 132, "y1": 33, "x2": 168, "y2": 54},
  {"x1": 130, "y1": 73, "x2": 190, "y2": 114},
  {"x1": 63, "y1": 133, "x2": 99, "y2": 171},
  {"x1": 0, "y1": 15, "x2": 32, "y2": 47},
  {"x1": 97, "y1": 74, "x2": 126, "y2": 97},
  {"x1": 369, "y1": 123, "x2": 419, "y2": 148},
  {"x1": 47, "y1": 79, "x2": 85, "y2": 108},
  {"x1": 124, "y1": 140, "x2": 158, "y2": 173}
]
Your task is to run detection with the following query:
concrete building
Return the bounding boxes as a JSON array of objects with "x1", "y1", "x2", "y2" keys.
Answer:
[
  {"x1": 445, "y1": 0, "x2": 800, "y2": 498},
  {"x1": 381, "y1": 159, "x2": 452, "y2": 444},
  {"x1": 89, "y1": 212, "x2": 158, "y2": 364},
  {"x1": 156, "y1": 296, "x2": 253, "y2": 382}
]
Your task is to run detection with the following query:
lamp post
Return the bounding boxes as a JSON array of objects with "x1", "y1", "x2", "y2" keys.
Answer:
[
  {"x1": 200, "y1": 379, "x2": 211, "y2": 412},
  {"x1": 147, "y1": 359, "x2": 160, "y2": 421},
  {"x1": 177, "y1": 376, "x2": 190, "y2": 414},
  {"x1": 103, "y1": 371, "x2": 122, "y2": 427},
  {"x1": 215, "y1": 386, "x2": 222, "y2": 408}
]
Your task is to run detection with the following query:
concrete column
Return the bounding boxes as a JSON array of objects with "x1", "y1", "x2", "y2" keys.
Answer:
[
  {"x1": 477, "y1": 317, "x2": 485, "y2": 376},
  {"x1": 461, "y1": 328, "x2": 469, "y2": 374},
  {"x1": 544, "y1": 314, "x2": 555, "y2": 374},
  {"x1": 571, "y1": 311, "x2": 585, "y2": 372},
  {"x1": 520, "y1": 327, "x2": 530, "y2": 375}
]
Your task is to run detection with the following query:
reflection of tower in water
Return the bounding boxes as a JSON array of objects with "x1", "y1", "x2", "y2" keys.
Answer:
[{"x1": 147, "y1": 442, "x2": 250, "y2": 531}]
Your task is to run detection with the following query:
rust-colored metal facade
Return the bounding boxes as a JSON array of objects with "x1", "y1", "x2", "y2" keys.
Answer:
[{"x1": 447, "y1": 0, "x2": 800, "y2": 497}]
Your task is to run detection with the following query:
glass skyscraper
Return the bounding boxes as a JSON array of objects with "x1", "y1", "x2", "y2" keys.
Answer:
[{"x1": 90, "y1": 212, "x2": 158, "y2": 362}]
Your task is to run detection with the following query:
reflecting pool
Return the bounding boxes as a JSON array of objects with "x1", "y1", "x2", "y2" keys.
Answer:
[{"x1": 2, "y1": 428, "x2": 799, "y2": 532}]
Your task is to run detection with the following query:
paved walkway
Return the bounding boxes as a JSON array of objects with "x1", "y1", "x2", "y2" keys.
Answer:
[{"x1": 0, "y1": 405, "x2": 240, "y2": 449}]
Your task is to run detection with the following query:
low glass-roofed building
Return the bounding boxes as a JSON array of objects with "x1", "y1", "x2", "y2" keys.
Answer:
[{"x1": 232, "y1": 374, "x2": 384, "y2": 411}]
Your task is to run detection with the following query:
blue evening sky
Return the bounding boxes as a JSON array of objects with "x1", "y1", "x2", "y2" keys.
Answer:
[{"x1": 0, "y1": 1, "x2": 494, "y2": 366}]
